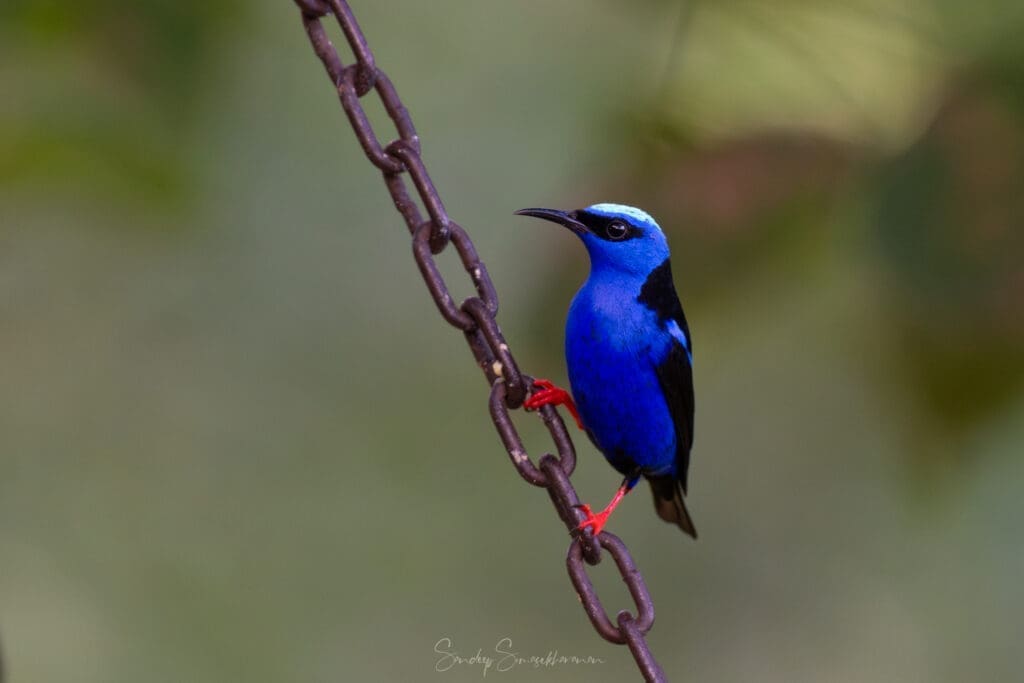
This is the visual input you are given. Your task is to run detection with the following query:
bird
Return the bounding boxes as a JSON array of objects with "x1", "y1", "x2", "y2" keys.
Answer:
[{"x1": 516, "y1": 203, "x2": 697, "y2": 539}]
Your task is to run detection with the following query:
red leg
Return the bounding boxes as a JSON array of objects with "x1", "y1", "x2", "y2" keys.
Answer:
[
  {"x1": 523, "y1": 378, "x2": 584, "y2": 430},
  {"x1": 576, "y1": 480, "x2": 633, "y2": 537}
]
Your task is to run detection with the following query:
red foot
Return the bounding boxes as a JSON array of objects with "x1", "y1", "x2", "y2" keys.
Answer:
[
  {"x1": 576, "y1": 503, "x2": 612, "y2": 536},
  {"x1": 575, "y1": 482, "x2": 631, "y2": 537},
  {"x1": 523, "y1": 379, "x2": 584, "y2": 430}
]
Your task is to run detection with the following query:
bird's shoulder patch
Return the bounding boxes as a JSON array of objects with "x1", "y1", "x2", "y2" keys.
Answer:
[{"x1": 637, "y1": 259, "x2": 692, "y2": 353}]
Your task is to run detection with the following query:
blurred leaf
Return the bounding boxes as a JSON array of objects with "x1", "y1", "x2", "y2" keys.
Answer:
[
  {"x1": 648, "y1": 0, "x2": 946, "y2": 148},
  {"x1": 871, "y1": 66, "x2": 1024, "y2": 431}
]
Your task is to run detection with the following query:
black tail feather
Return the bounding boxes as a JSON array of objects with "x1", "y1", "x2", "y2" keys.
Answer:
[{"x1": 648, "y1": 476, "x2": 697, "y2": 539}]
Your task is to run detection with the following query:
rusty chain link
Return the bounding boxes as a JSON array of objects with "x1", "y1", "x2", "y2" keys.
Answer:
[{"x1": 291, "y1": 2, "x2": 668, "y2": 680}]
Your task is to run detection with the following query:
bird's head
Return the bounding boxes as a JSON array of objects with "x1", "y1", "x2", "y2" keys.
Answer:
[{"x1": 516, "y1": 203, "x2": 669, "y2": 277}]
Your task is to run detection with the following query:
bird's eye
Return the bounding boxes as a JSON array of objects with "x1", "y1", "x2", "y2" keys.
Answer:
[{"x1": 606, "y1": 221, "x2": 629, "y2": 240}]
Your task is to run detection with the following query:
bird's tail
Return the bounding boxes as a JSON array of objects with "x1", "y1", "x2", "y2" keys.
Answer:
[{"x1": 648, "y1": 476, "x2": 698, "y2": 539}]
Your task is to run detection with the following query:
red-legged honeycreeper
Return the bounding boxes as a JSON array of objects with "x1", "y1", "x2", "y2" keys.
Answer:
[{"x1": 517, "y1": 204, "x2": 697, "y2": 538}]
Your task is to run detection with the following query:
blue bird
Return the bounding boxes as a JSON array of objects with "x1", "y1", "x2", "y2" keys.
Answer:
[{"x1": 517, "y1": 203, "x2": 697, "y2": 538}]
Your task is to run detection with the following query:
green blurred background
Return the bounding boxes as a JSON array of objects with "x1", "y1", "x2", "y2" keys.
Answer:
[{"x1": 3, "y1": 1, "x2": 1023, "y2": 681}]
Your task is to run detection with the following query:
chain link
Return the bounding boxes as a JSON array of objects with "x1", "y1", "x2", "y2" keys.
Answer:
[{"x1": 292, "y1": 2, "x2": 668, "y2": 679}]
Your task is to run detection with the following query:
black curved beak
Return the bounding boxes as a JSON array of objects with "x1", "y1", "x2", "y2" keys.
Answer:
[{"x1": 515, "y1": 207, "x2": 588, "y2": 236}]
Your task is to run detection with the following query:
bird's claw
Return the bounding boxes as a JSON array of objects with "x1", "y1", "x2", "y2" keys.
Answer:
[
  {"x1": 574, "y1": 503, "x2": 611, "y2": 537},
  {"x1": 523, "y1": 379, "x2": 584, "y2": 430}
]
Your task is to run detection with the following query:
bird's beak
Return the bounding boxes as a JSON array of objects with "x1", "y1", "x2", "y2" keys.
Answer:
[{"x1": 514, "y1": 207, "x2": 588, "y2": 236}]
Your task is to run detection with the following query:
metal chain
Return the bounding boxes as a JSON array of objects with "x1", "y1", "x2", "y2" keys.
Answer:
[{"x1": 291, "y1": 2, "x2": 667, "y2": 680}]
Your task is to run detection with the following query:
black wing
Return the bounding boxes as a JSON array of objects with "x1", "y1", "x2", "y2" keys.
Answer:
[
  {"x1": 637, "y1": 259, "x2": 695, "y2": 489},
  {"x1": 653, "y1": 340, "x2": 695, "y2": 490},
  {"x1": 637, "y1": 259, "x2": 692, "y2": 355}
]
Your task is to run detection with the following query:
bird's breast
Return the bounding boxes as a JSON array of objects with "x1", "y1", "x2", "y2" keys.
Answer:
[
  {"x1": 567, "y1": 280, "x2": 666, "y2": 354},
  {"x1": 563, "y1": 281, "x2": 678, "y2": 475}
]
